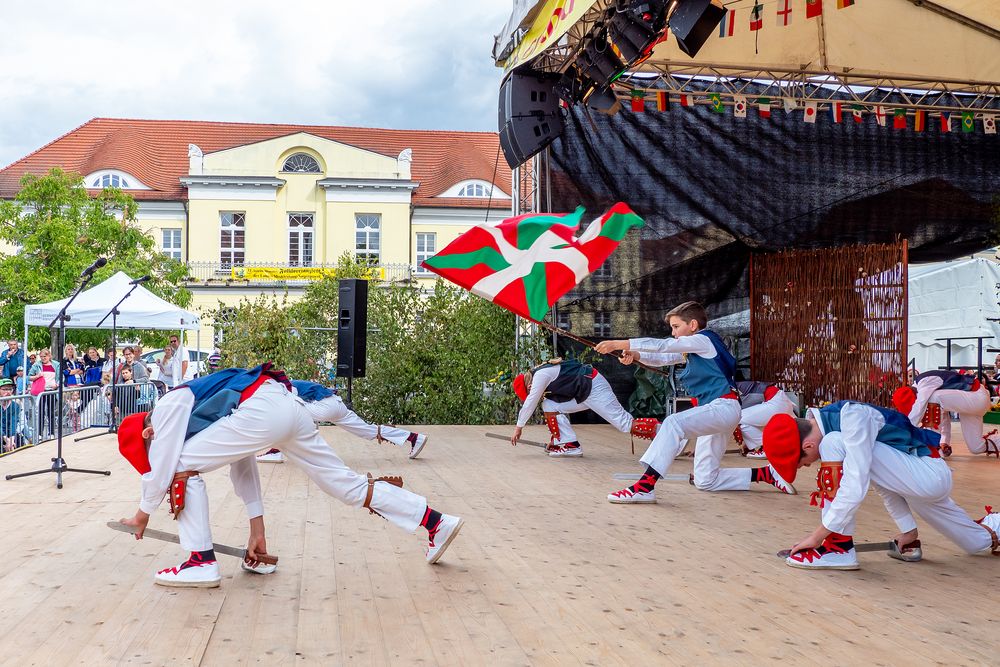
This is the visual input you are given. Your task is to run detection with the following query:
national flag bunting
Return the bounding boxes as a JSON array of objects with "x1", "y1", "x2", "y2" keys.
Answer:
[
  {"x1": 893, "y1": 109, "x2": 907, "y2": 130},
  {"x1": 631, "y1": 90, "x2": 645, "y2": 112},
  {"x1": 776, "y1": 0, "x2": 793, "y2": 27},
  {"x1": 758, "y1": 97, "x2": 772, "y2": 118},
  {"x1": 656, "y1": 90, "x2": 668, "y2": 111},
  {"x1": 830, "y1": 102, "x2": 844, "y2": 124},
  {"x1": 783, "y1": 97, "x2": 798, "y2": 113},
  {"x1": 806, "y1": 0, "x2": 823, "y2": 19},
  {"x1": 940, "y1": 112, "x2": 952, "y2": 133},
  {"x1": 961, "y1": 111, "x2": 975, "y2": 133},
  {"x1": 750, "y1": 2, "x2": 764, "y2": 31},
  {"x1": 837, "y1": 0, "x2": 855, "y2": 8},
  {"x1": 875, "y1": 106, "x2": 887, "y2": 127},
  {"x1": 680, "y1": 94, "x2": 692, "y2": 107},
  {"x1": 422, "y1": 204, "x2": 644, "y2": 322},
  {"x1": 852, "y1": 105, "x2": 864, "y2": 123},
  {"x1": 718, "y1": 7, "x2": 735, "y2": 38},
  {"x1": 734, "y1": 95, "x2": 748, "y2": 118},
  {"x1": 914, "y1": 110, "x2": 926, "y2": 132},
  {"x1": 985, "y1": 115, "x2": 997, "y2": 135},
  {"x1": 803, "y1": 101, "x2": 818, "y2": 123},
  {"x1": 709, "y1": 93, "x2": 724, "y2": 113}
]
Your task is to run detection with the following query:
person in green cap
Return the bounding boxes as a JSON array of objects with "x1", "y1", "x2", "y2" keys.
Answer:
[{"x1": 0, "y1": 378, "x2": 21, "y2": 452}]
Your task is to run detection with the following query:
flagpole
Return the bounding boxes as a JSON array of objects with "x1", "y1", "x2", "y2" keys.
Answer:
[{"x1": 533, "y1": 319, "x2": 671, "y2": 378}]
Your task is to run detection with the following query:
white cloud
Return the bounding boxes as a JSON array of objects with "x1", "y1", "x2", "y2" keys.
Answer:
[{"x1": 0, "y1": 0, "x2": 513, "y2": 167}]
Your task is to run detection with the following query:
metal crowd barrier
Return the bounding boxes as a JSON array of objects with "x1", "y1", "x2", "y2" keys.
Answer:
[{"x1": 0, "y1": 381, "x2": 160, "y2": 457}]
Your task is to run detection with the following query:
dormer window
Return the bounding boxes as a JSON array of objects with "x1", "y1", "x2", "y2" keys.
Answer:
[
  {"x1": 85, "y1": 170, "x2": 148, "y2": 190},
  {"x1": 458, "y1": 183, "x2": 492, "y2": 197},
  {"x1": 281, "y1": 153, "x2": 322, "y2": 173},
  {"x1": 95, "y1": 173, "x2": 129, "y2": 188},
  {"x1": 438, "y1": 179, "x2": 509, "y2": 199}
]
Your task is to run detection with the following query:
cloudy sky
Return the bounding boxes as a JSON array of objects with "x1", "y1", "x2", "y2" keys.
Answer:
[{"x1": 0, "y1": 0, "x2": 514, "y2": 168}]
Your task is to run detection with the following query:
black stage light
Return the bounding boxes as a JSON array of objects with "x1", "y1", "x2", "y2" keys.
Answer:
[
  {"x1": 498, "y1": 70, "x2": 565, "y2": 168},
  {"x1": 608, "y1": 1, "x2": 670, "y2": 63},
  {"x1": 585, "y1": 85, "x2": 622, "y2": 116},
  {"x1": 669, "y1": 0, "x2": 726, "y2": 58},
  {"x1": 578, "y1": 32, "x2": 626, "y2": 88}
]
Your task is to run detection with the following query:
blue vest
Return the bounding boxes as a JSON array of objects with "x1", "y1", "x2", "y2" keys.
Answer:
[
  {"x1": 176, "y1": 366, "x2": 268, "y2": 440},
  {"x1": 818, "y1": 401, "x2": 941, "y2": 457},
  {"x1": 914, "y1": 370, "x2": 977, "y2": 391},
  {"x1": 291, "y1": 380, "x2": 336, "y2": 403},
  {"x1": 680, "y1": 330, "x2": 736, "y2": 405}
]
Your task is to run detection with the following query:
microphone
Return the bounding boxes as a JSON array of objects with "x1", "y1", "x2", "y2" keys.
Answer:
[
  {"x1": 129, "y1": 275, "x2": 151, "y2": 285},
  {"x1": 81, "y1": 257, "x2": 107, "y2": 278}
]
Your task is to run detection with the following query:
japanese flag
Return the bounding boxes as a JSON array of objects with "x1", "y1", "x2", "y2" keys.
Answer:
[
  {"x1": 734, "y1": 95, "x2": 747, "y2": 118},
  {"x1": 803, "y1": 101, "x2": 819, "y2": 123}
]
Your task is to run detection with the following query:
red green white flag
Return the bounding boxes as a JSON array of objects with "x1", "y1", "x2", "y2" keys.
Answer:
[
  {"x1": 806, "y1": 0, "x2": 823, "y2": 19},
  {"x1": 421, "y1": 204, "x2": 645, "y2": 322},
  {"x1": 631, "y1": 90, "x2": 645, "y2": 112}
]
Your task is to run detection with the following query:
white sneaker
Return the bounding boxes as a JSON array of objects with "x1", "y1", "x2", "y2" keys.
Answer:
[
  {"x1": 549, "y1": 445, "x2": 582, "y2": 458},
  {"x1": 765, "y1": 465, "x2": 797, "y2": 495},
  {"x1": 785, "y1": 539, "x2": 859, "y2": 571},
  {"x1": 607, "y1": 486, "x2": 657, "y2": 504},
  {"x1": 977, "y1": 509, "x2": 1000, "y2": 554},
  {"x1": 256, "y1": 450, "x2": 284, "y2": 463},
  {"x1": 746, "y1": 449, "x2": 767, "y2": 460},
  {"x1": 426, "y1": 514, "x2": 463, "y2": 564},
  {"x1": 154, "y1": 558, "x2": 221, "y2": 588},
  {"x1": 409, "y1": 433, "x2": 428, "y2": 459}
]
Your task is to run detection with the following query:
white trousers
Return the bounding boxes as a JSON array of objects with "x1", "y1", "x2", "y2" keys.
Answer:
[
  {"x1": 819, "y1": 432, "x2": 992, "y2": 554},
  {"x1": 302, "y1": 395, "x2": 414, "y2": 448},
  {"x1": 175, "y1": 382, "x2": 426, "y2": 552},
  {"x1": 541, "y1": 375, "x2": 634, "y2": 445},
  {"x1": 639, "y1": 397, "x2": 741, "y2": 488},
  {"x1": 932, "y1": 387, "x2": 992, "y2": 452},
  {"x1": 739, "y1": 392, "x2": 797, "y2": 451}
]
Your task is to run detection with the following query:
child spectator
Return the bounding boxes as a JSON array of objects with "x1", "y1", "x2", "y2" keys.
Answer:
[{"x1": 0, "y1": 379, "x2": 21, "y2": 452}]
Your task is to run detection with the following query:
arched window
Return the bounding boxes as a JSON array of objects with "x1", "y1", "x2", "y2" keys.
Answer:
[
  {"x1": 281, "y1": 153, "x2": 322, "y2": 173},
  {"x1": 92, "y1": 173, "x2": 130, "y2": 188},
  {"x1": 85, "y1": 170, "x2": 147, "y2": 190},
  {"x1": 457, "y1": 183, "x2": 492, "y2": 197}
]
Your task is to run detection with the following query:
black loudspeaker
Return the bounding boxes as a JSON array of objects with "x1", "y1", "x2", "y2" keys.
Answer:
[
  {"x1": 336, "y1": 279, "x2": 368, "y2": 378},
  {"x1": 498, "y1": 70, "x2": 565, "y2": 168},
  {"x1": 669, "y1": 0, "x2": 726, "y2": 58}
]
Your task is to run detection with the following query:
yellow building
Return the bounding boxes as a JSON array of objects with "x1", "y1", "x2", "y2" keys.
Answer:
[{"x1": 0, "y1": 118, "x2": 513, "y2": 342}]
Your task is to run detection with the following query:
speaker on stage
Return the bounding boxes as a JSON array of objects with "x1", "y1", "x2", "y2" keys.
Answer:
[
  {"x1": 336, "y1": 279, "x2": 368, "y2": 378},
  {"x1": 498, "y1": 70, "x2": 564, "y2": 168},
  {"x1": 669, "y1": 0, "x2": 725, "y2": 58}
]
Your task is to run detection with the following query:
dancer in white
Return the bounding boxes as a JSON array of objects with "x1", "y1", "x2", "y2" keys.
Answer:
[
  {"x1": 763, "y1": 400, "x2": 999, "y2": 570},
  {"x1": 118, "y1": 364, "x2": 463, "y2": 588},
  {"x1": 893, "y1": 370, "x2": 998, "y2": 458},
  {"x1": 256, "y1": 379, "x2": 427, "y2": 463},
  {"x1": 734, "y1": 380, "x2": 798, "y2": 459}
]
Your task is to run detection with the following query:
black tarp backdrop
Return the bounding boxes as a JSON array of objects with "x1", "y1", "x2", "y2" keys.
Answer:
[{"x1": 544, "y1": 81, "x2": 1000, "y2": 412}]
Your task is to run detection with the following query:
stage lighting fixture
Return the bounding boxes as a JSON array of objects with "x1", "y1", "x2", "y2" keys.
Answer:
[
  {"x1": 669, "y1": 0, "x2": 726, "y2": 58},
  {"x1": 608, "y1": 1, "x2": 670, "y2": 63},
  {"x1": 578, "y1": 33, "x2": 626, "y2": 88},
  {"x1": 498, "y1": 70, "x2": 565, "y2": 168},
  {"x1": 585, "y1": 85, "x2": 622, "y2": 116}
]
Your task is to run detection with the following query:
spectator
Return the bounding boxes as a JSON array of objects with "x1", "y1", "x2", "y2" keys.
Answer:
[
  {"x1": 156, "y1": 346, "x2": 176, "y2": 388},
  {"x1": 62, "y1": 343, "x2": 85, "y2": 386},
  {"x1": 82, "y1": 346, "x2": 104, "y2": 385},
  {"x1": 101, "y1": 347, "x2": 116, "y2": 375},
  {"x1": 206, "y1": 350, "x2": 222, "y2": 374},
  {"x1": 14, "y1": 366, "x2": 27, "y2": 394},
  {"x1": 115, "y1": 346, "x2": 149, "y2": 383},
  {"x1": 0, "y1": 378, "x2": 20, "y2": 452},
  {"x1": 0, "y1": 340, "x2": 24, "y2": 381},
  {"x1": 168, "y1": 334, "x2": 189, "y2": 385},
  {"x1": 134, "y1": 345, "x2": 152, "y2": 377},
  {"x1": 28, "y1": 348, "x2": 59, "y2": 438},
  {"x1": 62, "y1": 389, "x2": 83, "y2": 434},
  {"x1": 114, "y1": 366, "x2": 140, "y2": 418}
]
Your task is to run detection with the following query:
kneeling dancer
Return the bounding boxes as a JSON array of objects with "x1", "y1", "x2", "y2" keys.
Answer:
[
  {"x1": 763, "y1": 400, "x2": 999, "y2": 570},
  {"x1": 118, "y1": 364, "x2": 462, "y2": 588},
  {"x1": 511, "y1": 358, "x2": 659, "y2": 457},
  {"x1": 893, "y1": 369, "x2": 998, "y2": 458},
  {"x1": 734, "y1": 380, "x2": 798, "y2": 460},
  {"x1": 257, "y1": 379, "x2": 428, "y2": 463}
]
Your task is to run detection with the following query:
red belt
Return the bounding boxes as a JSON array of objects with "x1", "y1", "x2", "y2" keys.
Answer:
[
  {"x1": 239, "y1": 374, "x2": 270, "y2": 404},
  {"x1": 690, "y1": 392, "x2": 739, "y2": 407},
  {"x1": 763, "y1": 386, "x2": 780, "y2": 401}
]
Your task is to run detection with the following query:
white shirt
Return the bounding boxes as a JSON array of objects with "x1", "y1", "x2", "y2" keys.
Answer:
[
  {"x1": 169, "y1": 345, "x2": 188, "y2": 383},
  {"x1": 628, "y1": 334, "x2": 717, "y2": 367},
  {"x1": 907, "y1": 375, "x2": 945, "y2": 426},
  {"x1": 516, "y1": 365, "x2": 561, "y2": 427}
]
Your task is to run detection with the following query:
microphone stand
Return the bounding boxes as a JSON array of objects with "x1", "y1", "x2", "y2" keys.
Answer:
[
  {"x1": 77, "y1": 281, "x2": 142, "y2": 441},
  {"x1": 6, "y1": 270, "x2": 112, "y2": 488}
]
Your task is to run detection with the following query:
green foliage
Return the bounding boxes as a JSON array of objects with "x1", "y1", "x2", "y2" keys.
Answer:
[
  {"x1": 208, "y1": 253, "x2": 541, "y2": 424},
  {"x1": 0, "y1": 168, "x2": 191, "y2": 348}
]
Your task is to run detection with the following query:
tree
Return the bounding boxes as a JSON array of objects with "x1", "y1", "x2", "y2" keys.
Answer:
[{"x1": 0, "y1": 168, "x2": 191, "y2": 349}]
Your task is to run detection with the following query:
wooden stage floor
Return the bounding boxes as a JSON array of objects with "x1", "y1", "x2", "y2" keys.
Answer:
[{"x1": 0, "y1": 423, "x2": 998, "y2": 666}]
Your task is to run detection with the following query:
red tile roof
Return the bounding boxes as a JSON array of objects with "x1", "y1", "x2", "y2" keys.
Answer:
[{"x1": 0, "y1": 118, "x2": 513, "y2": 208}]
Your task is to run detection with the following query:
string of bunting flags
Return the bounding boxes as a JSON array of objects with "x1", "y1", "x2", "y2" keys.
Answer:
[
  {"x1": 626, "y1": 89, "x2": 999, "y2": 134},
  {"x1": 718, "y1": 0, "x2": 856, "y2": 39}
]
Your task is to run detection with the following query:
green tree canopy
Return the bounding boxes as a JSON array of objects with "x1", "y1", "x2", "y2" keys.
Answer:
[{"x1": 0, "y1": 168, "x2": 191, "y2": 349}]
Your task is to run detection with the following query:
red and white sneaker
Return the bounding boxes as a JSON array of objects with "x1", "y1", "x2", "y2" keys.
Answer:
[
  {"x1": 756, "y1": 464, "x2": 797, "y2": 495},
  {"x1": 549, "y1": 443, "x2": 582, "y2": 458},
  {"x1": 977, "y1": 507, "x2": 1000, "y2": 554},
  {"x1": 785, "y1": 535, "x2": 859, "y2": 570},
  {"x1": 607, "y1": 486, "x2": 656, "y2": 504},
  {"x1": 745, "y1": 449, "x2": 767, "y2": 460},
  {"x1": 155, "y1": 554, "x2": 221, "y2": 588},
  {"x1": 426, "y1": 514, "x2": 463, "y2": 564},
  {"x1": 408, "y1": 433, "x2": 428, "y2": 459},
  {"x1": 256, "y1": 449, "x2": 284, "y2": 463}
]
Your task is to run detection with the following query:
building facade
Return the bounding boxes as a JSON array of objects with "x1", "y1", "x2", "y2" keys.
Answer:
[{"x1": 0, "y1": 118, "x2": 513, "y2": 342}]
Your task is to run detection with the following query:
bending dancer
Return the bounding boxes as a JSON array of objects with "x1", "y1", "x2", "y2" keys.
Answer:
[
  {"x1": 734, "y1": 380, "x2": 798, "y2": 459},
  {"x1": 117, "y1": 364, "x2": 463, "y2": 588},
  {"x1": 763, "y1": 400, "x2": 999, "y2": 570}
]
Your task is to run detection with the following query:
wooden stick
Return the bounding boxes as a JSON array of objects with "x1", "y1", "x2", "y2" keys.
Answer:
[{"x1": 534, "y1": 319, "x2": 672, "y2": 378}]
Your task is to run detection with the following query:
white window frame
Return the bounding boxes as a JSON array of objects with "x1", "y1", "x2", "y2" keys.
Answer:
[
  {"x1": 281, "y1": 153, "x2": 322, "y2": 173},
  {"x1": 219, "y1": 212, "x2": 246, "y2": 267},
  {"x1": 355, "y1": 213, "x2": 381, "y2": 265},
  {"x1": 288, "y1": 213, "x2": 315, "y2": 267},
  {"x1": 85, "y1": 169, "x2": 150, "y2": 190},
  {"x1": 161, "y1": 229, "x2": 182, "y2": 261},
  {"x1": 593, "y1": 312, "x2": 612, "y2": 338},
  {"x1": 415, "y1": 232, "x2": 436, "y2": 274},
  {"x1": 437, "y1": 179, "x2": 510, "y2": 199}
]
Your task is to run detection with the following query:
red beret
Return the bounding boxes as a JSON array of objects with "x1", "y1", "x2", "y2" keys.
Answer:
[
  {"x1": 892, "y1": 386, "x2": 917, "y2": 417},
  {"x1": 118, "y1": 412, "x2": 151, "y2": 474},
  {"x1": 762, "y1": 413, "x2": 801, "y2": 484},
  {"x1": 512, "y1": 374, "x2": 529, "y2": 402}
]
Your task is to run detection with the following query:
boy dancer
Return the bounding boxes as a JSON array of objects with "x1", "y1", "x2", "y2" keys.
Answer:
[
  {"x1": 762, "y1": 401, "x2": 999, "y2": 570},
  {"x1": 893, "y1": 370, "x2": 998, "y2": 458},
  {"x1": 511, "y1": 358, "x2": 659, "y2": 457},
  {"x1": 118, "y1": 364, "x2": 463, "y2": 588},
  {"x1": 734, "y1": 380, "x2": 799, "y2": 459},
  {"x1": 257, "y1": 379, "x2": 428, "y2": 463},
  {"x1": 596, "y1": 302, "x2": 795, "y2": 502}
]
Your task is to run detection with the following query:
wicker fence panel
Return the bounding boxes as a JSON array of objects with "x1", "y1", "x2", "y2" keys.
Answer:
[{"x1": 751, "y1": 242, "x2": 907, "y2": 407}]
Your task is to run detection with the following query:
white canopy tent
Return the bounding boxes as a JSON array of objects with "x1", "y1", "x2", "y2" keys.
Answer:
[
  {"x1": 908, "y1": 258, "x2": 1000, "y2": 373},
  {"x1": 22, "y1": 271, "x2": 200, "y2": 360}
]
